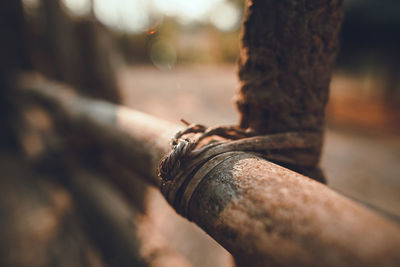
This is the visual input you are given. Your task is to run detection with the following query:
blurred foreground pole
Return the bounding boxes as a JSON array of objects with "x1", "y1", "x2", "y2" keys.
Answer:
[
  {"x1": 236, "y1": 0, "x2": 344, "y2": 180},
  {"x1": 18, "y1": 74, "x2": 400, "y2": 267},
  {"x1": 66, "y1": 168, "x2": 192, "y2": 267},
  {"x1": 0, "y1": 0, "x2": 31, "y2": 148}
]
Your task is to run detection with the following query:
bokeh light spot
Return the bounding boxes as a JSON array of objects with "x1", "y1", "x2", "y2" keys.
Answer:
[
  {"x1": 209, "y1": 2, "x2": 241, "y2": 32},
  {"x1": 93, "y1": 0, "x2": 151, "y2": 33},
  {"x1": 61, "y1": 0, "x2": 91, "y2": 16},
  {"x1": 150, "y1": 39, "x2": 177, "y2": 71}
]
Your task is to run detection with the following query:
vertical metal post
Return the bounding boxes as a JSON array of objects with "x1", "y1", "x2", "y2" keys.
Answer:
[{"x1": 236, "y1": 0, "x2": 344, "y2": 180}]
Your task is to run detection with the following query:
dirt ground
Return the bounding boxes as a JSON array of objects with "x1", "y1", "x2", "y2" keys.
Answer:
[{"x1": 117, "y1": 64, "x2": 400, "y2": 267}]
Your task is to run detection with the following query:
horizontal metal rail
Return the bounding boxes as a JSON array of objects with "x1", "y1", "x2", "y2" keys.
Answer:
[{"x1": 17, "y1": 73, "x2": 400, "y2": 267}]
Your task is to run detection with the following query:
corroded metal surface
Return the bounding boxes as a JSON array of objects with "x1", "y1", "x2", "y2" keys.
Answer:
[
  {"x1": 18, "y1": 73, "x2": 400, "y2": 266},
  {"x1": 237, "y1": 0, "x2": 344, "y2": 134},
  {"x1": 236, "y1": 0, "x2": 345, "y2": 182},
  {"x1": 189, "y1": 153, "x2": 400, "y2": 266}
]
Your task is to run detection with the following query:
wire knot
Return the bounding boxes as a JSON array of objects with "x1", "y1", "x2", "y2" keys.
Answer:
[
  {"x1": 159, "y1": 123, "x2": 253, "y2": 182},
  {"x1": 158, "y1": 138, "x2": 196, "y2": 182},
  {"x1": 158, "y1": 120, "x2": 323, "y2": 217}
]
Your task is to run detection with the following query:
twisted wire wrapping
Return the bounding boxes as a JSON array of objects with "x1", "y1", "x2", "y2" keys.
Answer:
[
  {"x1": 158, "y1": 124, "x2": 252, "y2": 182},
  {"x1": 158, "y1": 123, "x2": 322, "y2": 217}
]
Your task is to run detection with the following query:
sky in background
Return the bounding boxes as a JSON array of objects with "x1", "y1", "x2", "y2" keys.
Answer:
[{"x1": 61, "y1": 0, "x2": 242, "y2": 33}]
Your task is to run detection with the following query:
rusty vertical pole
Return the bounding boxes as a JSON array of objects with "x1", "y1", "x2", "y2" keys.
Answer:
[{"x1": 236, "y1": 0, "x2": 344, "y2": 180}]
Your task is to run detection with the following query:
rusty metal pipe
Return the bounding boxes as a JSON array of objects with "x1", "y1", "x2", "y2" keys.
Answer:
[
  {"x1": 186, "y1": 152, "x2": 400, "y2": 266},
  {"x1": 17, "y1": 72, "x2": 182, "y2": 186},
  {"x1": 17, "y1": 73, "x2": 400, "y2": 266}
]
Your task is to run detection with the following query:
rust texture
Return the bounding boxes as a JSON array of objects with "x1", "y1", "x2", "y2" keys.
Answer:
[
  {"x1": 159, "y1": 124, "x2": 323, "y2": 216},
  {"x1": 17, "y1": 75, "x2": 400, "y2": 266},
  {"x1": 189, "y1": 153, "x2": 400, "y2": 267},
  {"x1": 236, "y1": 0, "x2": 344, "y2": 181},
  {"x1": 237, "y1": 0, "x2": 344, "y2": 134}
]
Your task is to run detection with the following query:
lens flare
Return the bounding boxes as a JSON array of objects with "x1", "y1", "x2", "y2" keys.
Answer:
[{"x1": 150, "y1": 39, "x2": 177, "y2": 71}]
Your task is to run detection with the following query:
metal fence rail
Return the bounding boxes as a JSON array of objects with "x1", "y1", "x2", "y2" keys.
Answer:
[{"x1": 16, "y1": 73, "x2": 400, "y2": 267}]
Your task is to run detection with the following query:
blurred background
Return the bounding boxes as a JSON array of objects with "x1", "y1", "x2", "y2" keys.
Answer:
[
  {"x1": 20, "y1": 0, "x2": 400, "y2": 130},
  {"x1": 1, "y1": 0, "x2": 400, "y2": 266}
]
